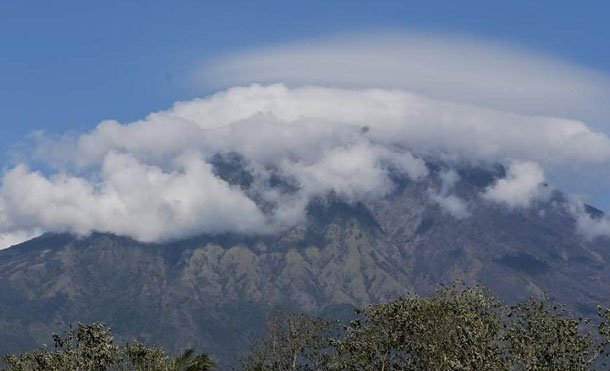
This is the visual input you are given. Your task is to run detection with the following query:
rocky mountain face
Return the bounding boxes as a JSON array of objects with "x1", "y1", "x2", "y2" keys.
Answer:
[{"x1": 1, "y1": 162, "x2": 609, "y2": 366}]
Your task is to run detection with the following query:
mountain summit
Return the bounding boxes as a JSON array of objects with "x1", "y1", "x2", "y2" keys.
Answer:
[{"x1": 0, "y1": 162, "x2": 608, "y2": 364}]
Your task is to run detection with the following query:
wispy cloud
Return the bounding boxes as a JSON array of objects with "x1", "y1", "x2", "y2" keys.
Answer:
[
  {"x1": 201, "y1": 31, "x2": 610, "y2": 125},
  {"x1": 428, "y1": 169, "x2": 470, "y2": 219},
  {"x1": 482, "y1": 161, "x2": 550, "y2": 209}
]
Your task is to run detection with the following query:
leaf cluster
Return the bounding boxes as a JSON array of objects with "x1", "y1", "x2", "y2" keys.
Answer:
[
  {"x1": 2, "y1": 323, "x2": 214, "y2": 371},
  {"x1": 241, "y1": 284, "x2": 610, "y2": 371}
]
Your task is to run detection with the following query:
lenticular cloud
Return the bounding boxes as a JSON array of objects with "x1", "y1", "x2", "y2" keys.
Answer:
[{"x1": 1, "y1": 83, "x2": 610, "y2": 247}]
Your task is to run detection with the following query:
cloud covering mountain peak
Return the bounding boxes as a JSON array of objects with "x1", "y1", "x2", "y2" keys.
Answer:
[{"x1": 3, "y1": 33, "x2": 610, "y2": 247}]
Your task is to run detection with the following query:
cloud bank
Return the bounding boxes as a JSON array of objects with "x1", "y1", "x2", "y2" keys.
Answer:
[{"x1": 3, "y1": 33, "x2": 610, "y2": 247}]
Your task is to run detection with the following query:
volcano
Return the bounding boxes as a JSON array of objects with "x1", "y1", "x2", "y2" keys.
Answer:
[{"x1": 0, "y1": 161, "x2": 609, "y2": 365}]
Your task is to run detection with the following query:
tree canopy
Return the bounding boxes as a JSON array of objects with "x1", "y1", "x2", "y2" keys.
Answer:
[
  {"x1": 4, "y1": 283, "x2": 610, "y2": 370},
  {"x1": 241, "y1": 284, "x2": 610, "y2": 371},
  {"x1": 2, "y1": 323, "x2": 214, "y2": 371}
]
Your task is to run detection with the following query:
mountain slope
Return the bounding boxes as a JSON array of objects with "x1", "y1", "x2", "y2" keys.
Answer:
[{"x1": 0, "y1": 164, "x2": 609, "y2": 365}]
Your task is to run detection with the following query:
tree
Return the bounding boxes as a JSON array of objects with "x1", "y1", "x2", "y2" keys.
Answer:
[
  {"x1": 121, "y1": 341, "x2": 175, "y2": 371},
  {"x1": 329, "y1": 284, "x2": 507, "y2": 371},
  {"x1": 241, "y1": 283, "x2": 610, "y2": 370},
  {"x1": 5, "y1": 285, "x2": 610, "y2": 370},
  {"x1": 171, "y1": 349, "x2": 215, "y2": 371},
  {"x1": 504, "y1": 299, "x2": 608, "y2": 371},
  {"x1": 2, "y1": 323, "x2": 121, "y2": 371},
  {"x1": 241, "y1": 311, "x2": 331, "y2": 371},
  {"x1": 1, "y1": 323, "x2": 214, "y2": 371}
]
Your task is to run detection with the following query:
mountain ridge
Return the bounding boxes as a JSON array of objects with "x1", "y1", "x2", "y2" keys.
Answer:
[{"x1": 1, "y1": 163, "x2": 609, "y2": 366}]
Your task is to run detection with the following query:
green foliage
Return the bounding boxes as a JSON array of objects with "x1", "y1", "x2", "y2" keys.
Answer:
[
  {"x1": 4, "y1": 284, "x2": 610, "y2": 370},
  {"x1": 504, "y1": 300, "x2": 594, "y2": 370},
  {"x1": 2, "y1": 323, "x2": 120, "y2": 371},
  {"x1": 329, "y1": 285, "x2": 507, "y2": 371},
  {"x1": 2, "y1": 323, "x2": 214, "y2": 371},
  {"x1": 121, "y1": 341, "x2": 174, "y2": 371},
  {"x1": 171, "y1": 349, "x2": 215, "y2": 371},
  {"x1": 242, "y1": 283, "x2": 610, "y2": 371}
]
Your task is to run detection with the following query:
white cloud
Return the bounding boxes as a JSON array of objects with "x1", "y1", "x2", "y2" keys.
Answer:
[
  {"x1": 382, "y1": 149, "x2": 429, "y2": 181},
  {"x1": 482, "y1": 161, "x2": 550, "y2": 208},
  {"x1": 3, "y1": 32, "x2": 610, "y2": 243},
  {"x1": 0, "y1": 154, "x2": 267, "y2": 242},
  {"x1": 575, "y1": 213, "x2": 610, "y2": 241},
  {"x1": 0, "y1": 230, "x2": 42, "y2": 250},
  {"x1": 201, "y1": 31, "x2": 610, "y2": 125},
  {"x1": 430, "y1": 193, "x2": 471, "y2": 219},
  {"x1": 429, "y1": 169, "x2": 470, "y2": 219},
  {"x1": 3, "y1": 84, "x2": 610, "y2": 242},
  {"x1": 34, "y1": 85, "x2": 610, "y2": 169},
  {"x1": 439, "y1": 169, "x2": 460, "y2": 194},
  {"x1": 287, "y1": 143, "x2": 393, "y2": 201},
  {"x1": 564, "y1": 198, "x2": 610, "y2": 241}
]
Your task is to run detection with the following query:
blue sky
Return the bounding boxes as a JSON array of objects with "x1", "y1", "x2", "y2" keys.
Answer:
[{"x1": 2, "y1": 0, "x2": 609, "y2": 162}]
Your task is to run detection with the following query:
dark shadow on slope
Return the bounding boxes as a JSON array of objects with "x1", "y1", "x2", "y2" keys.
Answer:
[
  {"x1": 303, "y1": 196, "x2": 381, "y2": 247},
  {"x1": 209, "y1": 152, "x2": 254, "y2": 190},
  {"x1": 496, "y1": 253, "x2": 550, "y2": 276}
]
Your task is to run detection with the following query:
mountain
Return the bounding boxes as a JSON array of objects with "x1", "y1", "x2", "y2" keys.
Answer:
[{"x1": 0, "y1": 162, "x2": 609, "y2": 366}]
